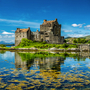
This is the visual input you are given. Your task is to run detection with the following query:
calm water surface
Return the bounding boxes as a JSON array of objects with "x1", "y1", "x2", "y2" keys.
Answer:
[{"x1": 0, "y1": 51, "x2": 90, "y2": 90}]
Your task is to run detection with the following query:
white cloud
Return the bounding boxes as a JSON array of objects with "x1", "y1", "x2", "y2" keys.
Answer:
[
  {"x1": 0, "y1": 18, "x2": 41, "y2": 28},
  {"x1": 11, "y1": 30, "x2": 15, "y2": 32},
  {"x1": 11, "y1": 34, "x2": 15, "y2": 37},
  {"x1": 0, "y1": 34, "x2": 15, "y2": 43},
  {"x1": 84, "y1": 25, "x2": 90, "y2": 30},
  {"x1": 67, "y1": 34, "x2": 87, "y2": 37},
  {"x1": 2, "y1": 31, "x2": 14, "y2": 34},
  {"x1": 3, "y1": 34, "x2": 15, "y2": 38},
  {"x1": 0, "y1": 35, "x2": 2, "y2": 38},
  {"x1": 72, "y1": 23, "x2": 85, "y2": 28},
  {"x1": 62, "y1": 29, "x2": 72, "y2": 32}
]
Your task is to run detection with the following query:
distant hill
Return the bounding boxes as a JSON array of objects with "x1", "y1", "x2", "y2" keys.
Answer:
[
  {"x1": 65, "y1": 37, "x2": 72, "y2": 39},
  {"x1": 65, "y1": 35, "x2": 90, "y2": 43},
  {"x1": 82, "y1": 35, "x2": 90, "y2": 40},
  {"x1": 0, "y1": 41, "x2": 15, "y2": 45}
]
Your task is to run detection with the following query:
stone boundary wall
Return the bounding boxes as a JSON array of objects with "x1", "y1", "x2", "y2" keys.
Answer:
[{"x1": 79, "y1": 44, "x2": 90, "y2": 51}]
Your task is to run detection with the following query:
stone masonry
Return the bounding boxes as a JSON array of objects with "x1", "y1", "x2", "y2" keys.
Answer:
[{"x1": 15, "y1": 18, "x2": 64, "y2": 46}]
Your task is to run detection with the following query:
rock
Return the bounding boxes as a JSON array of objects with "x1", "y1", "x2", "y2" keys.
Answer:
[
  {"x1": 70, "y1": 48, "x2": 79, "y2": 50},
  {"x1": 49, "y1": 47, "x2": 58, "y2": 50},
  {"x1": 30, "y1": 47, "x2": 38, "y2": 50},
  {"x1": 11, "y1": 46, "x2": 15, "y2": 48},
  {"x1": 58, "y1": 49, "x2": 65, "y2": 51}
]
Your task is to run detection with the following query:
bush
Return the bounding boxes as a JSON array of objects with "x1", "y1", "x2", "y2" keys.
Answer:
[
  {"x1": 73, "y1": 38, "x2": 87, "y2": 44},
  {"x1": 88, "y1": 40, "x2": 90, "y2": 43},
  {"x1": 42, "y1": 41, "x2": 47, "y2": 44},
  {"x1": 20, "y1": 38, "x2": 33, "y2": 47},
  {"x1": 0, "y1": 44, "x2": 6, "y2": 47},
  {"x1": 73, "y1": 39, "x2": 77, "y2": 43},
  {"x1": 62, "y1": 43, "x2": 69, "y2": 48}
]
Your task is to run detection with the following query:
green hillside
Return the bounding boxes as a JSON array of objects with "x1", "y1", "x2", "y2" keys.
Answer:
[
  {"x1": 65, "y1": 35, "x2": 90, "y2": 43},
  {"x1": 83, "y1": 35, "x2": 90, "y2": 40}
]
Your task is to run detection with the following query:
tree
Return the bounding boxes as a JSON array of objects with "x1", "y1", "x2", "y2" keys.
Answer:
[
  {"x1": 73, "y1": 39, "x2": 77, "y2": 43},
  {"x1": 88, "y1": 40, "x2": 90, "y2": 43},
  {"x1": 77, "y1": 38, "x2": 81, "y2": 43}
]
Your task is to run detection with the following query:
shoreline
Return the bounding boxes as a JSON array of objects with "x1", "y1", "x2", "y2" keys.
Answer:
[{"x1": 0, "y1": 47, "x2": 89, "y2": 52}]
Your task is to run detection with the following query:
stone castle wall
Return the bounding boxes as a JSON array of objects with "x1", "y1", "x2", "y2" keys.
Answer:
[
  {"x1": 15, "y1": 19, "x2": 64, "y2": 46},
  {"x1": 15, "y1": 32, "x2": 28, "y2": 46}
]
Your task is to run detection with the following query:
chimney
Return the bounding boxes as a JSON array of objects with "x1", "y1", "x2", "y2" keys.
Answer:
[
  {"x1": 17, "y1": 28, "x2": 20, "y2": 30},
  {"x1": 43, "y1": 19, "x2": 47, "y2": 23},
  {"x1": 28, "y1": 27, "x2": 30, "y2": 29},
  {"x1": 55, "y1": 18, "x2": 57, "y2": 22}
]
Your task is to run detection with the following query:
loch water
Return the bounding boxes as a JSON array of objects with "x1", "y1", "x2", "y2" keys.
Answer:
[{"x1": 0, "y1": 51, "x2": 90, "y2": 90}]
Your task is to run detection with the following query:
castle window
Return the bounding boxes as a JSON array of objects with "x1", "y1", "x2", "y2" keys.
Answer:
[
  {"x1": 23, "y1": 35, "x2": 24, "y2": 37},
  {"x1": 45, "y1": 33, "x2": 48, "y2": 35}
]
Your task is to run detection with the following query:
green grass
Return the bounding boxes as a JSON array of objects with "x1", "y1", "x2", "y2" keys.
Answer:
[{"x1": 14, "y1": 38, "x2": 78, "y2": 49}]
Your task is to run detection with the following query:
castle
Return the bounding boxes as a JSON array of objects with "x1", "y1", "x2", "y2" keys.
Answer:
[{"x1": 15, "y1": 18, "x2": 64, "y2": 46}]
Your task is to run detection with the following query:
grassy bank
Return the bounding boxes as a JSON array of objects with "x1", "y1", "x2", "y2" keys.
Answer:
[{"x1": 15, "y1": 38, "x2": 78, "y2": 49}]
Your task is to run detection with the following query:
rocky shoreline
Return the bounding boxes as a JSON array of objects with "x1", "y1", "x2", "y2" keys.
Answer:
[{"x1": 0, "y1": 47, "x2": 89, "y2": 52}]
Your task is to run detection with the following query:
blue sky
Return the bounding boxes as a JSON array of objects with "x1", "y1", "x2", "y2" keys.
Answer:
[{"x1": 0, "y1": 0, "x2": 90, "y2": 43}]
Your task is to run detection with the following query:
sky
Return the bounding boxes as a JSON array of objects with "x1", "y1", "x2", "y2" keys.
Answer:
[{"x1": 0, "y1": 0, "x2": 90, "y2": 43}]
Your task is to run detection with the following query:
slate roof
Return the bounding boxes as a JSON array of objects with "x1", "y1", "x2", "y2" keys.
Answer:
[
  {"x1": 42, "y1": 20, "x2": 56, "y2": 25},
  {"x1": 15, "y1": 28, "x2": 29, "y2": 33}
]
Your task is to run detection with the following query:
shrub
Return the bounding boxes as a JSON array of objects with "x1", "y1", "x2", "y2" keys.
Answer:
[
  {"x1": 42, "y1": 41, "x2": 47, "y2": 44},
  {"x1": 20, "y1": 38, "x2": 33, "y2": 47},
  {"x1": 0, "y1": 44, "x2": 6, "y2": 47},
  {"x1": 73, "y1": 38, "x2": 87, "y2": 44},
  {"x1": 62, "y1": 43, "x2": 69, "y2": 48},
  {"x1": 73, "y1": 39, "x2": 77, "y2": 43},
  {"x1": 88, "y1": 40, "x2": 90, "y2": 43}
]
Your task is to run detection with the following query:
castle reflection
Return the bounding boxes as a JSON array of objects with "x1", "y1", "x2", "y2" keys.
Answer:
[
  {"x1": 15, "y1": 52, "x2": 65, "y2": 72},
  {"x1": 15, "y1": 52, "x2": 34, "y2": 70}
]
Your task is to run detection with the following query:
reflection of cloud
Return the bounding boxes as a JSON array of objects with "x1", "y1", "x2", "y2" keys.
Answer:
[
  {"x1": 2, "y1": 52, "x2": 14, "y2": 60},
  {"x1": 0, "y1": 18, "x2": 41, "y2": 28},
  {"x1": 71, "y1": 64, "x2": 80, "y2": 68},
  {"x1": 86, "y1": 62, "x2": 90, "y2": 67}
]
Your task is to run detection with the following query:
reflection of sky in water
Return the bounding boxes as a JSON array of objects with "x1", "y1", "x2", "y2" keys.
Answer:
[
  {"x1": 61, "y1": 57, "x2": 90, "y2": 72},
  {"x1": 0, "y1": 51, "x2": 15, "y2": 69},
  {"x1": 1, "y1": 51, "x2": 90, "y2": 89},
  {"x1": 0, "y1": 51, "x2": 90, "y2": 73}
]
